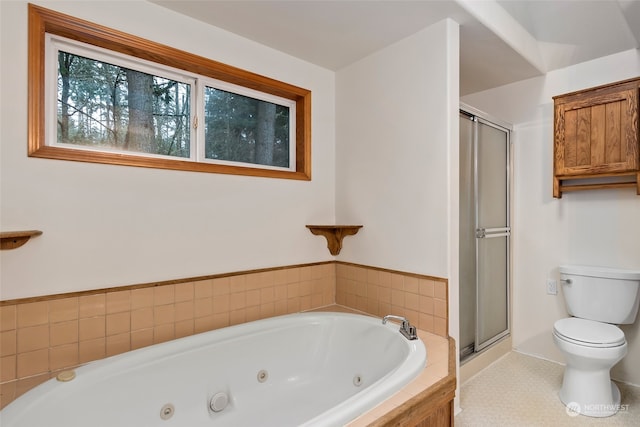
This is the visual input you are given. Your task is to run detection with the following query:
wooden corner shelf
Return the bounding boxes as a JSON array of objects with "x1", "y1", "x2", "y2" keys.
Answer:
[
  {"x1": 1, "y1": 230, "x2": 43, "y2": 250},
  {"x1": 306, "y1": 225, "x2": 362, "y2": 255}
]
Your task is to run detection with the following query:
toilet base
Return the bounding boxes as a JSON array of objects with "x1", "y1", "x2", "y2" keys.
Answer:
[{"x1": 560, "y1": 379, "x2": 622, "y2": 417}]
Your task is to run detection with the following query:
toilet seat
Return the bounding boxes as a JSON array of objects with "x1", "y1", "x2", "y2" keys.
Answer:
[{"x1": 554, "y1": 318, "x2": 625, "y2": 348}]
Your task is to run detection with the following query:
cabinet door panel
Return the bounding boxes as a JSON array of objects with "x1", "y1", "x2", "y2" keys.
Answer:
[{"x1": 555, "y1": 86, "x2": 638, "y2": 176}]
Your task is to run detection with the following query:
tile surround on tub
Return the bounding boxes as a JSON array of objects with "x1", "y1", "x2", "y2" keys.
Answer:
[{"x1": 0, "y1": 261, "x2": 448, "y2": 410}]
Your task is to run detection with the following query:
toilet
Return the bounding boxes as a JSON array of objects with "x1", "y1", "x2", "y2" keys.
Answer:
[{"x1": 553, "y1": 265, "x2": 640, "y2": 417}]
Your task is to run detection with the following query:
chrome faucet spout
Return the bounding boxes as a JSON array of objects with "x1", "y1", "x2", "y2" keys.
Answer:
[{"x1": 382, "y1": 315, "x2": 418, "y2": 340}]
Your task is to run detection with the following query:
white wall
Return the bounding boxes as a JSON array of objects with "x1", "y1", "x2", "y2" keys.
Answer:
[
  {"x1": 335, "y1": 19, "x2": 458, "y2": 280},
  {"x1": 0, "y1": 0, "x2": 336, "y2": 300},
  {"x1": 462, "y1": 49, "x2": 640, "y2": 385}
]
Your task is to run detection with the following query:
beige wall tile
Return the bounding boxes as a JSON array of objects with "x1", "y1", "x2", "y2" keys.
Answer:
[
  {"x1": 79, "y1": 295, "x2": 105, "y2": 318},
  {"x1": 228, "y1": 276, "x2": 245, "y2": 293},
  {"x1": 245, "y1": 290, "x2": 260, "y2": 307},
  {"x1": 194, "y1": 315, "x2": 215, "y2": 334},
  {"x1": 1, "y1": 330, "x2": 16, "y2": 356},
  {"x1": 245, "y1": 273, "x2": 264, "y2": 290},
  {"x1": 391, "y1": 289, "x2": 404, "y2": 307},
  {"x1": 300, "y1": 295, "x2": 312, "y2": 312},
  {"x1": 131, "y1": 308, "x2": 153, "y2": 331},
  {"x1": 212, "y1": 277, "x2": 230, "y2": 296},
  {"x1": 260, "y1": 287, "x2": 275, "y2": 304},
  {"x1": 229, "y1": 292, "x2": 245, "y2": 311},
  {"x1": 131, "y1": 288, "x2": 154, "y2": 309},
  {"x1": 244, "y1": 306, "x2": 259, "y2": 323},
  {"x1": 354, "y1": 266, "x2": 367, "y2": 283},
  {"x1": 154, "y1": 285, "x2": 175, "y2": 306},
  {"x1": 0, "y1": 306, "x2": 16, "y2": 332},
  {"x1": 212, "y1": 294, "x2": 230, "y2": 314},
  {"x1": 287, "y1": 283, "x2": 300, "y2": 298},
  {"x1": 17, "y1": 324, "x2": 49, "y2": 353},
  {"x1": 194, "y1": 297, "x2": 213, "y2": 318},
  {"x1": 404, "y1": 276, "x2": 419, "y2": 294},
  {"x1": 17, "y1": 302, "x2": 48, "y2": 328},
  {"x1": 419, "y1": 279, "x2": 435, "y2": 297},
  {"x1": 274, "y1": 268, "x2": 288, "y2": 285},
  {"x1": 286, "y1": 267, "x2": 300, "y2": 284},
  {"x1": 434, "y1": 299, "x2": 447, "y2": 319},
  {"x1": 79, "y1": 338, "x2": 105, "y2": 363},
  {"x1": 367, "y1": 269, "x2": 381, "y2": 285},
  {"x1": 419, "y1": 313, "x2": 435, "y2": 333},
  {"x1": 274, "y1": 300, "x2": 287, "y2": 316},
  {"x1": 213, "y1": 312, "x2": 229, "y2": 329},
  {"x1": 79, "y1": 316, "x2": 105, "y2": 341},
  {"x1": 391, "y1": 273, "x2": 404, "y2": 290},
  {"x1": 405, "y1": 293, "x2": 419, "y2": 312},
  {"x1": 194, "y1": 280, "x2": 213, "y2": 298},
  {"x1": 106, "y1": 290, "x2": 131, "y2": 314},
  {"x1": 287, "y1": 297, "x2": 300, "y2": 314},
  {"x1": 434, "y1": 317, "x2": 447, "y2": 336},
  {"x1": 175, "y1": 319, "x2": 194, "y2": 338},
  {"x1": 106, "y1": 312, "x2": 130, "y2": 336},
  {"x1": 174, "y1": 301, "x2": 194, "y2": 322},
  {"x1": 229, "y1": 309, "x2": 246, "y2": 326},
  {"x1": 274, "y1": 284, "x2": 287, "y2": 301},
  {"x1": 405, "y1": 308, "x2": 419, "y2": 326},
  {"x1": 154, "y1": 304, "x2": 175, "y2": 326},
  {"x1": 1, "y1": 355, "x2": 16, "y2": 382},
  {"x1": 49, "y1": 298, "x2": 78, "y2": 323},
  {"x1": 50, "y1": 320, "x2": 78, "y2": 347},
  {"x1": 378, "y1": 286, "x2": 391, "y2": 303},
  {"x1": 131, "y1": 329, "x2": 153, "y2": 350},
  {"x1": 434, "y1": 281, "x2": 447, "y2": 300},
  {"x1": 49, "y1": 344, "x2": 78, "y2": 371},
  {"x1": 420, "y1": 295, "x2": 435, "y2": 315},
  {"x1": 260, "y1": 303, "x2": 275, "y2": 319},
  {"x1": 106, "y1": 333, "x2": 130, "y2": 356},
  {"x1": 174, "y1": 282, "x2": 194, "y2": 302},
  {"x1": 299, "y1": 266, "x2": 312, "y2": 281},
  {"x1": 17, "y1": 349, "x2": 48, "y2": 377},
  {"x1": 311, "y1": 293, "x2": 323, "y2": 308}
]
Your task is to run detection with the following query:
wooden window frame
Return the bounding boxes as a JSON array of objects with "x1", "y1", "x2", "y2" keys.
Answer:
[{"x1": 28, "y1": 4, "x2": 311, "y2": 180}]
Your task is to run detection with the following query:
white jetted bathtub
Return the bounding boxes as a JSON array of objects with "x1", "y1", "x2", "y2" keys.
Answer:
[{"x1": 1, "y1": 312, "x2": 426, "y2": 427}]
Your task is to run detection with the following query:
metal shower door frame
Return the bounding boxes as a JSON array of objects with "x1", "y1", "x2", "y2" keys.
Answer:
[{"x1": 464, "y1": 105, "x2": 512, "y2": 354}]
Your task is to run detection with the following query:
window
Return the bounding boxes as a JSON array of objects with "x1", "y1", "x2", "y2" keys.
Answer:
[{"x1": 29, "y1": 4, "x2": 311, "y2": 180}]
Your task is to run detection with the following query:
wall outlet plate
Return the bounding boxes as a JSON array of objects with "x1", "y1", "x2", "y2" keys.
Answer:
[{"x1": 547, "y1": 279, "x2": 558, "y2": 295}]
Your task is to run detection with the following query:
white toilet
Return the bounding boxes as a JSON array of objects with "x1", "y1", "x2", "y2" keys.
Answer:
[{"x1": 553, "y1": 265, "x2": 640, "y2": 417}]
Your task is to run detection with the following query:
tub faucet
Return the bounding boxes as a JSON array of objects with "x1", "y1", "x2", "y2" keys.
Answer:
[{"x1": 382, "y1": 315, "x2": 418, "y2": 340}]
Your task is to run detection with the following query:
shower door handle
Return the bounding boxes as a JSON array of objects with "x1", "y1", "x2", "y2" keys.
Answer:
[{"x1": 476, "y1": 227, "x2": 511, "y2": 238}]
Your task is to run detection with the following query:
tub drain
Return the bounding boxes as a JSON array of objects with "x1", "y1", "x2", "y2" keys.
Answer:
[
  {"x1": 160, "y1": 403, "x2": 174, "y2": 420},
  {"x1": 353, "y1": 374, "x2": 363, "y2": 387}
]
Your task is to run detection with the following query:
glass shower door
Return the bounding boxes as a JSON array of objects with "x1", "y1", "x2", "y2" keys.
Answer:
[
  {"x1": 475, "y1": 119, "x2": 510, "y2": 352},
  {"x1": 459, "y1": 110, "x2": 510, "y2": 358}
]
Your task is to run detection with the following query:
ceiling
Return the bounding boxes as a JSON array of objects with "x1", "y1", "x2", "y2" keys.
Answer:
[{"x1": 150, "y1": 1, "x2": 640, "y2": 95}]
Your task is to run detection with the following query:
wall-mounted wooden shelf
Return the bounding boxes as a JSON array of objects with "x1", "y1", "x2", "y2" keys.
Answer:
[
  {"x1": 1, "y1": 230, "x2": 43, "y2": 250},
  {"x1": 306, "y1": 225, "x2": 362, "y2": 255}
]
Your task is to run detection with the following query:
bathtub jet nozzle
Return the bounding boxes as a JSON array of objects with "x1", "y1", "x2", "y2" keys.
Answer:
[{"x1": 382, "y1": 315, "x2": 418, "y2": 340}]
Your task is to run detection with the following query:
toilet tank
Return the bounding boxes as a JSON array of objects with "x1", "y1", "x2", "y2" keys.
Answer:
[{"x1": 559, "y1": 265, "x2": 640, "y2": 324}]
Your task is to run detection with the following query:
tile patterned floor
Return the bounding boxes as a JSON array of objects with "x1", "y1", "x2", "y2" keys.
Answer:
[{"x1": 455, "y1": 351, "x2": 640, "y2": 426}]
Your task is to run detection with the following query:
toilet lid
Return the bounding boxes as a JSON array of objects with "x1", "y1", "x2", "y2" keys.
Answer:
[{"x1": 554, "y1": 318, "x2": 625, "y2": 348}]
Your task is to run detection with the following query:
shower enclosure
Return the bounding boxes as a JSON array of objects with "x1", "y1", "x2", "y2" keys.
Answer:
[{"x1": 459, "y1": 105, "x2": 511, "y2": 360}]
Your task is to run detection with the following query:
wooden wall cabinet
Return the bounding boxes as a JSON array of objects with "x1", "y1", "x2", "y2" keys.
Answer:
[{"x1": 553, "y1": 77, "x2": 640, "y2": 198}]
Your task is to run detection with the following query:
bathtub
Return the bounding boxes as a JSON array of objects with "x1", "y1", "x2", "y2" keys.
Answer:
[{"x1": 1, "y1": 312, "x2": 426, "y2": 427}]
